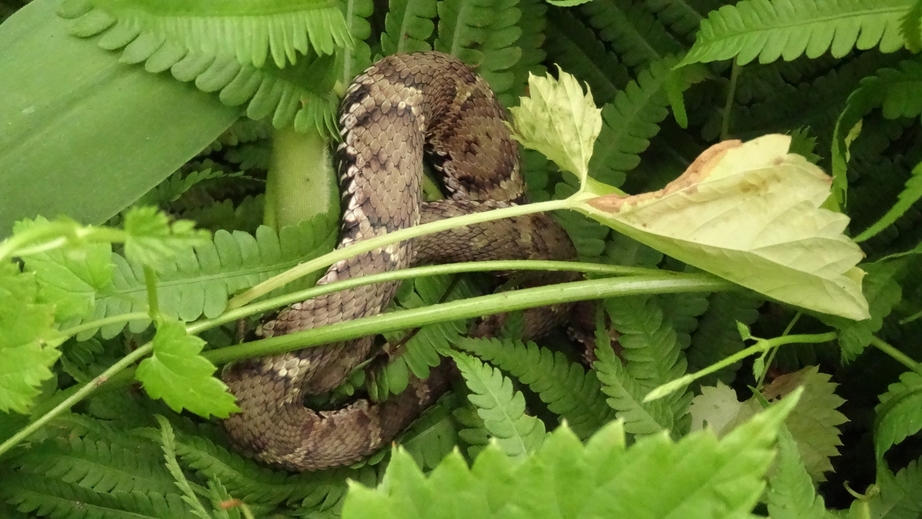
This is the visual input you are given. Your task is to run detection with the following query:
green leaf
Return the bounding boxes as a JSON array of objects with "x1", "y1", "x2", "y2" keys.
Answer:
[
  {"x1": 156, "y1": 416, "x2": 213, "y2": 519},
  {"x1": 122, "y1": 206, "x2": 210, "y2": 271},
  {"x1": 135, "y1": 320, "x2": 239, "y2": 419},
  {"x1": 343, "y1": 391, "x2": 799, "y2": 519},
  {"x1": 855, "y1": 160, "x2": 922, "y2": 243},
  {"x1": 509, "y1": 68, "x2": 603, "y2": 184},
  {"x1": 766, "y1": 427, "x2": 829, "y2": 519},
  {"x1": 580, "y1": 135, "x2": 869, "y2": 320},
  {"x1": 0, "y1": 263, "x2": 62, "y2": 414},
  {"x1": 680, "y1": 0, "x2": 908, "y2": 67},
  {"x1": 380, "y1": 0, "x2": 437, "y2": 55},
  {"x1": 0, "y1": 0, "x2": 241, "y2": 236},
  {"x1": 875, "y1": 371, "x2": 922, "y2": 460},
  {"x1": 449, "y1": 351, "x2": 546, "y2": 460}
]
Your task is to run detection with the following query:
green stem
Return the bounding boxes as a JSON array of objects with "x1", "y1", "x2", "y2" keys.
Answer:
[
  {"x1": 143, "y1": 265, "x2": 159, "y2": 318},
  {"x1": 207, "y1": 274, "x2": 732, "y2": 365},
  {"x1": 870, "y1": 336, "x2": 922, "y2": 375},
  {"x1": 720, "y1": 61, "x2": 740, "y2": 141},
  {"x1": 60, "y1": 312, "x2": 151, "y2": 337},
  {"x1": 264, "y1": 127, "x2": 338, "y2": 230},
  {"x1": 0, "y1": 341, "x2": 154, "y2": 460},
  {"x1": 228, "y1": 198, "x2": 572, "y2": 308},
  {"x1": 645, "y1": 331, "x2": 837, "y2": 402}
]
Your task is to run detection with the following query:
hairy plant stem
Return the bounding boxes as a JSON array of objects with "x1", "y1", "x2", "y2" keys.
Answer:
[
  {"x1": 264, "y1": 128, "x2": 338, "y2": 231},
  {"x1": 646, "y1": 331, "x2": 838, "y2": 402},
  {"x1": 870, "y1": 336, "x2": 922, "y2": 375}
]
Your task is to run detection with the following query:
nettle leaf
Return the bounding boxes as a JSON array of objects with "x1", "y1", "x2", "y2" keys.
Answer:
[
  {"x1": 135, "y1": 320, "x2": 239, "y2": 419},
  {"x1": 689, "y1": 382, "x2": 758, "y2": 435},
  {"x1": 449, "y1": 351, "x2": 546, "y2": 460},
  {"x1": 0, "y1": 262, "x2": 63, "y2": 414},
  {"x1": 17, "y1": 221, "x2": 114, "y2": 323},
  {"x1": 875, "y1": 371, "x2": 922, "y2": 461},
  {"x1": 581, "y1": 135, "x2": 869, "y2": 321},
  {"x1": 763, "y1": 367, "x2": 848, "y2": 482},
  {"x1": 680, "y1": 0, "x2": 908, "y2": 66},
  {"x1": 123, "y1": 206, "x2": 210, "y2": 272},
  {"x1": 509, "y1": 68, "x2": 603, "y2": 184},
  {"x1": 343, "y1": 393, "x2": 799, "y2": 519}
]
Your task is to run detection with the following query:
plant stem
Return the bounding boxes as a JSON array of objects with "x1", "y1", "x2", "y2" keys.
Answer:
[
  {"x1": 870, "y1": 336, "x2": 922, "y2": 375},
  {"x1": 0, "y1": 341, "x2": 154, "y2": 460},
  {"x1": 264, "y1": 127, "x2": 338, "y2": 230},
  {"x1": 720, "y1": 61, "x2": 740, "y2": 141},
  {"x1": 228, "y1": 198, "x2": 572, "y2": 308},
  {"x1": 646, "y1": 331, "x2": 837, "y2": 402},
  {"x1": 207, "y1": 274, "x2": 732, "y2": 365}
]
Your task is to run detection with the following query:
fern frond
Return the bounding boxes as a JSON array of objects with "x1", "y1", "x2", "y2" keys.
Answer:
[
  {"x1": 644, "y1": 0, "x2": 715, "y2": 43},
  {"x1": 507, "y1": 0, "x2": 547, "y2": 103},
  {"x1": 900, "y1": 0, "x2": 922, "y2": 51},
  {"x1": 832, "y1": 57, "x2": 922, "y2": 204},
  {"x1": 686, "y1": 292, "x2": 762, "y2": 386},
  {"x1": 875, "y1": 371, "x2": 922, "y2": 460},
  {"x1": 604, "y1": 295, "x2": 690, "y2": 430},
  {"x1": 855, "y1": 161, "x2": 922, "y2": 243},
  {"x1": 580, "y1": 0, "x2": 684, "y2": 69},
  {"x1": 380, "y1": 0, "x2": 437, "y2": 55},
  {"x1": 455, "y1": 337, "x2": 614, "y2": 439},
  {"x1": 399, "y1": 394, "x2": 461, "y2": 470},
  {"x1": 656, "y1": 292, "x2": 709, "y2": 350},
  {"x1": 545, "y1": 6, "x2": 630, "y2": 105},
  {"x1": 65, "y1": 216, "x2": 336, "y2": 339},
  {"x1": 156, "y1": 417, "x2": 212, "y2": 519},
  {"x1": 1, "y1": 472, "x2": 196, "y2": 519},
  {"x1": 589, "y1": 56, "x2": 684, "y2": 188},
  {"x1": 592, "y1": 337, "x2": 674, "y2": 436},
  {"x1": 450, "y1": 351, "x2": 547, "y2": 459},
  {"x1": 766, "y1": 427, "x2": 828, "y2": 519},
  {"x1": 12, "y1": 434, "x2": 177, "y2": 496},
  {"x1": 59, "y1": 0, "x2": 352, "y2": 67},
  {"x1": 553, "y1": 183, "x2": 611, "y2": 260},
  {"x1": 137, "y1": 169, "x2": 245, "y2": 207},
  {"x1": 434, "y1": 0, "x2": 522, "y2": 99},
  {"x1": 180, "y1": 195, "x2": 265, "y2": 234},
  {"x1": 339, "y1": 0, "x2": 374, "y2": 84},
  {"x1": 681, "y1": 0, "x2": 909, "y2": 66}
]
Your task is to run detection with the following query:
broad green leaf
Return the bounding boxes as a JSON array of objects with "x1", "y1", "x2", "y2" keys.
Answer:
[
  {"x1": 0, "y1": 263, "x2": 63, "y2": 414},
  {"x1": 689, "y1": 382, "x2": 757, "y2": 435},
  {"x1": 578, "y1": 135, "x2": 869, "y2": 320},
  {"x1": 0, "y1": 0, "x2": 240, "y2": 237},
  {"x1": 135, "y1": 320, "x2": 239, "y2": 418},
  {"x1": 343, "y1": 392, "x2": 799, "y2": 519},
  {"x1": 509, "y1": 68, "x2": 602, "y2": 184}
]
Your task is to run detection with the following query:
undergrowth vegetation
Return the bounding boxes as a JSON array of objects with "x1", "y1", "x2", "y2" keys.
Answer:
[{"x1": 1, "y1": 0, "x2": 922, "y2": 517}]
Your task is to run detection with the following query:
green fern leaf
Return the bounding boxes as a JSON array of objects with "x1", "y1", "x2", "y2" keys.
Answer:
[
  {"x1": 554, "y1": 183, "x2": 611, "y2": 259},
  {"x1": 1, "y1": 471, "x2": 197, "y2": 519},
  {"x1": 434, "y1": 0, "x2": 522, "y2": 98},
  {"x1": 900, "y1": 0, "x2": 922, "y2": 51},
  {"x1": 455, "y1": 337, "x2": 614, "y2": 439},
  {"x1": 592, "y1": 336, "x2": 675, "y2": 436},
  {"x1": 832, "y1": 57, "x2": 922, "y2": 205},
  {"x1": 862, "y1": 459, "x2": 922, "y2": 517},
  {"x1": 339, "y1": 0, "x2": 374, "y2": 84},
  {"x1": 580, "y1": 0, "x2": 683, "y2": 69},
  {"x1": 686, "y1": 292, "x2": 763, "y2": 386},
  {"x1": 681, "y1": 0, "x2": 909, "y2": 67},
  {"x1": 544, "y1": 6, "x2": 630, "y2": 105},
  {"x1": 766, "y1": 427, "x2": 829, "y2": 519},
  {"x1": 380, "y1": 0, "x2": 437, "y2": 55},
  {"x1": 156, "y1": 417, "x2": 213, "y2": 519},
  {"x1": 180, "y1": 195, "x2": 265, "y2": 234},
  {"x1": 588, "y1": 56, "x2": 684, "y2": 188},
  {"x1": 450, "y1": 351, "x2": 546, "y2": 459},
  {"x1": 12, "y1": 433, "x2": 177, "y2": 496},
  {"x1": 399, "y1": 394, "x2": 461, "y2": 470},
  {"x1": 72, "y1": 216, "x2": 336, "y2": 339},
  {"x1": 875, "y1": 370, "x2": 922, "y2": 460},
  {"x1": 644, "y1": 0, "x2": 715, "y2": 43},
  {"x1": 59, "y1": 0, "x2": 352, "y2": 67},
  {"x1": 507, "y1": 0, "x2": 547, "y2": 103},
  {"x1": 136, "y1": 169, "x2": 245, "y2": 207},
  {"x1": 657, "y1": 292, "x2": 709, "y2": 350}
]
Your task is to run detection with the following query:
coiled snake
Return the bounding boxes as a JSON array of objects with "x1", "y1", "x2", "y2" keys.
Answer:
[{"x1": 222, "y1": 52, "x2": 575, "y2": 471}]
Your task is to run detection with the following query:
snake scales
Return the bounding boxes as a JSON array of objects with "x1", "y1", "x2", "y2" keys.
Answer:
[{"x1": 222, "y1": 51, "x2": 575, "y2": 471}]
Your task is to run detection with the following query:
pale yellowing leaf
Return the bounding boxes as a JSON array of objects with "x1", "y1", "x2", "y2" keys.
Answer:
[
  {"x1": 578, "y1": 135, "x2": 868, "y2": 320},
  {"x1": 509, "y1": 68, "x2": 602, "y2": 184}
]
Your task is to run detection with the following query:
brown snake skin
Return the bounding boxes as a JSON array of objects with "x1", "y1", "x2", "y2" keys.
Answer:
[{"x1": 221, "y1": 52, "x2": 575, "y2": 471}]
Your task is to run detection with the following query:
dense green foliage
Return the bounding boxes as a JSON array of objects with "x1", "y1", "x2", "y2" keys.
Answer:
[{"x1": 2, "y1": 0, "x2": 922, "y2": 517}]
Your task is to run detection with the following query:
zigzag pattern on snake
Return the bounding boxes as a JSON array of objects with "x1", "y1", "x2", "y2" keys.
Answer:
[{"x1": 221, "y1": 51, "x2": 575, "y2": 471}]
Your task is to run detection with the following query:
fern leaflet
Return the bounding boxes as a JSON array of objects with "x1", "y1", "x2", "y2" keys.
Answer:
[
  {"x1": 450, "y1": 351, "x2": 546, "y2": 459},
  {"x1": 454, "y1": 337, "x2": 614, "y2": 439},
  {"x1": 681, "y1": 0, "x2": 909, "y2": 66},
  {"x1": 380, "y1": 0, "x2": 437, "y2": 55},
  {"x1": 580, "y1": 0, "x2": 684, "y2": 69},
  {"x1": 875, "y1": 370, "x2": 922, "y2": 460}
]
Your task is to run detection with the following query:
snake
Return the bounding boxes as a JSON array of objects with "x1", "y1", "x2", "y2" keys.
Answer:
[{"x1": 221, "y1": 51, "x2": 575, "y2": 471}]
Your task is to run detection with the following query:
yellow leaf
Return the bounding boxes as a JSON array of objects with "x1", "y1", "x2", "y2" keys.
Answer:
[{"x1": 579, "y1": 135, "x2": 868, "y2": 320}]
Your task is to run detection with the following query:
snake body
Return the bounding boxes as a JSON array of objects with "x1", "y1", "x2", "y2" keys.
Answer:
[{"x1": 222, "y1": 52, "x2": 575, "y2": 471}]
